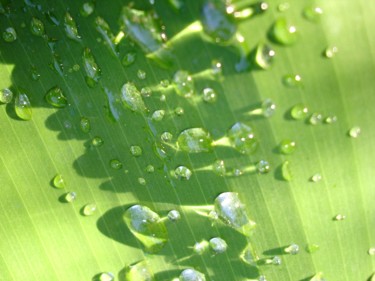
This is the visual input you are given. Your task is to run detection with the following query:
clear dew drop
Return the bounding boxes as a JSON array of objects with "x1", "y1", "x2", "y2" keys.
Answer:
[
  {"x1": 80, "y1": 117, "x2": 91, "y2": 133},
  {"x1": 151, "y1": 110, "x2": 165, "y2": 121},
  {"x1": 160, "y1": 94, "x2": 166, "y2": 102},
  {"x1": 110, "y1": 159, "x2": 122, "y2": 170},
  {"x1": 30, "y1": 17, "x2": 45, "y2": 36},
  {"x1": 281, "y1": 160, "x2": 292, "y2": 181},
  {"x1": 177, "y1": 128, "x2": 213, "y2": 153},
  {"x1": 324, "y1": 115, "x2": 337, "y2": 124},
  {"x1": 310, "y1": 272, "x2": 325, "y2": 281},
  {"x1": 53, "y1": 174, "x2": 66, "y2": 189},
  {"x1": 160, "y1": 79, "x2": 170, "y2": 88},
  {"x1": 309, "y1": 112, "x2": 323, "y2": 125},
  {"x1": 179, "y1": 268, "x2": 206, "y2": 281},
  {"x1": 95, "y1": 17, "x2": 117, "y2": 55},
  {"x1": 368, "y1": 247, "x2": 375, "y2": 255},
  {"x1": 45, "y1": 86, "x2": 68, "y2": 108},
  {"x1": 83, "y1": 48, "x2": 101, "y2": 87},
  {"x1": 64, "y1": 12, "x2": 81, "y2": 41},
  {"x1": 303, "y1": 6, "x2": 323, "y2": 22},
  {"x1": 174, "y1": 106, "x2": 184, "y2": 115},
  {"x1": 349, "y1": 126, "x2": 361, "y2": 138},
  {"x1": 167, "y1": 210, "x2": 181, "y2": 222},
  {"x1": 92, "y1": 136, "x2": 104, "y2": 147},
  {"x1": 0, "y1": 88, "x2": 13, "y2": 103},
  {"x1": 174, "y1": 166, "x2": 192, "y2": 180},
  {"x1": 124, "y1": 260, "x2": 153, "y2": 281},
  {"x1": 254, "y1": 43, "x2": 275, "y2": 69},
  {"x1": 121, "y1": 82, "x2": 147, "y2": 113},
  {"x1": 3, "y1": 27, "x2": 17, "y2": 42},
  {"x1": 138, "y1": 177, "x2": 146, "y2": 185},
  {"x1": 310, "y1": 173, "x2": 322, "y2": 182},
  {"x1": 261, "y1": 98, "x2": 276, "y2": 117},
  {"x1": 334, "y1": 214, "x2": 346, "y2": 221},
  {"x1": 140, "y1": 87, "x2": 152, "y2": 97},
  {"x1": 256, "y1": 160, "x2": 270, "y2": 174},
  {"x1": 202, "y1": 87, "x2": 217, "y2": 103},
  {"x1": 284, "y1": 243, "x2": 299, "y2": 255},
  {"x1": 122, "y1": 52, "x2": 137, "y2": 66},
  {"x1": 324, "y1": 46, "x2": 338, "y2": 59},
  {"x1": 279, "y1": 139, "x2": 296, "y2": 154},
  {"x1": 130, "y1": 145, "x2": 142, "y2": 157},
  {"x1": 173, "y1": 70, "x2": 195, "y2": 98},
  {"x1": 161, "y1": 131, "x2": 173, "y2": 142},
  {"x1": 227, "y1": 122, "x2": 258, "y2": 154},
  {"x1": 83, "y1": 203, "x2": 97, "y2": 216},
  {"x1": 64, "y1": 191, "x2": 77, "y2": 203},
  {"x1": 15, "y1": 91, "x2": 32, "y2": 121},
  {"x1": 306, "y1": 243, "x2": 320, "y2": 253},
  {"x1": 145, "y1": 165, "x2": 155, "y2": 173},
  {"x1": 282, "y1": 74, "x2": 302, "y2": 88},
  {"x1": 212, "y1": 160, "x2": 226, "y2": 176},
  {"x1": 290, "y1": 104, "x2": 309, "y2": 120},
  {"x1": 50, "y1": 54, "x2": 64, "y2": 76},
  {"x1": 193, "y1": 240, "x2": 209, "y2": 255},
  {"x1": 137, "y1": 69, "x2": 147, "y2": 80},
  {"x1": 80, "y1": 2, "x2": 95, "y2": 17},
  {"x1": 277, "y1": 2, "x2": 290, "y2": 12},
  {"x1": 209, "y1": 237, "x2": 227, "y2": 254},
  {"x1": 123, "y1": 205, "x2": 168, "y2": 253},
  {"x1": 270, "y1": 18, "x2": 298, "y2": 45}
]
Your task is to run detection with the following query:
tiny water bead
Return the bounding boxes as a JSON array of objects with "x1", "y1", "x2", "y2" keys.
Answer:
[
  {"x1": 140, "y1": 87, "x2": 152, "y2": 97},
  {"x1": 174, "y1": 106, "x2": 184, "y2": 116},
  {"x1": 310, "y1": 173, "x2": 322, "y2": 182},
  {"x1": 64, "y1": 12, "x2": 81, "y2": 41},
  {"x1": 110, "y1": 159, "x2": 122, "y2": 170},
  {"x1": 83, "y1": 48, "x2": 101, "y2": 87},
  {"x1": 80, "y1": 117, "x2": 91, "y2": 133},
  {"x1": 279, "y1": 139, "x2": 296, "y2": 154},
  {"x1": 45, "y1": 86, "x2": 68, "y2": 108},
  {"x1": 324, "y1": 115, "x2": 337, "y2": 124},
  {"x1": 211, "y1": 59, "x2": 223, "y2": 77},
  {"x1": 160, "y1": 95, "x2": 166, "y2": 102},
  {"x1": 138, "y1": 177, "x2": 146, "y2": 185},
  {"x1": 177, "y1": 128, "x2": 213, "y2": 153},
  {"x1": 282, "y1": 74, "x2": 302, "y2": 88},
  {"x1": 30, "y1": 17, "x2": 45, "y2": 36},
  {"x1": 256, "y1": 160, "x2": 270, "y2": 174},
  {"x1": 284, "y1": 243, "x2": 299, "y2": 255},
  {"x1": 151, "y1": 110, "x2": 165, "y2": 121},
  {"x1": 122, "y1": 52, "x2": 136, "y2": 66},
  {"x1": 137, "y1": 69, "x2": 147, "y2": 80},
  {"x1": 309, "y1": 112, "x2": 323, "y2": 125},
  {"x1": 53, "y1": 174, "x2": 66, "y2": 189},
  {"x1": 290, "y1": 104, "x2": 309, "y2": 120},
  {"x1": 83, "y1": 203, "x2": 97, "y2": 216},
  {"x1": 209, "y1": 237, "x2": 227, "y2": 254},
  {"x1": 269, "y1": 18, "x2": 298, "y2": 45},
  {"x1": 193, "y1": 240, "x2": 209, "y2": 255},
  {"x1": 281, "y1": 161, "x2": 292, "y2": 181},
  {"x1": 30, "y1": 67, "x2": 40, "y2": 80},
  {"x1": 174, "y1": 166, "x2": 192, "y2": 180},
  {"x1": 212, "y1": 160, "x2": 226, "y2": 176},
  {"x1": 173, "y1": 70, "x2": 194, "y2": 98},
  {"x1": 130, "y1": 145, "x2": 142, "y2": 156},
  {"x1": 179, "y1": 268, "x2": 206, "y2": 281},
  {"x1": 277, "y1": 2, "x2": 290, "y2": 12},
  {"x1": 3, "y1": 27, "x2": 17, "y2": 42},
  {"x1": 160, "y1": 79, "x2": 170, "y2": 88},
  {"x1": 145, "y1": 165, "x2": 155, "y2": 173},
  {"x1": 15, "y1": 91, "x2": 32, "y2": 120},
  {"x1": 80, "y1": 2, "x2": 95, "y2": 17},
  {"x1": 227, "y1": 122, "x2": 258, "y2": 154},
  {"x1": 45, "y1": 11, "x2": 60, "y2": 26},
  {"x1": 368, "y1": 247, "x2": 375, "y2": 255},
  {"x1": 123, "y1": 205, "x2": 168, "y2": 253},
  {"x1": 253, "y1": 43, "x2": 276, "y2": 70},
  {"x1": 349, "y1": 126, "x2": 361, "y2": 138},
  {"x1": 202, "y1": 87, "x2": 217, "y2": 103},
  {"x1": 0, "y1": 88, "x2": 13, "y2": 103},
  {"x1": 64, "y1": 191, "x2": 77, "y2": 203},
  {"x1": 303, "y1": 6, "x2": 323, "y2": 22},
  {"x1": 121, "y1": 82, "x2": 147, "y2": 113},
  {"x1": 124, "y1": 260, "x2": 154, "y2": 281},
  {"x1": 334, "y1": 214, "x2": 346, "y2": 221},
  {"x1": 261, "y1": 98, "x2": 276, "y2": 117},
  {"x1": 324, "y1": 46, "x2": 338, "y2": 59},
  {"x1": 92, "y1": 136, "x2": 104, "y2": 147},
  {"x1": 306, "y1": 244, "x2": 320, "y2": 253},
  {"x1": 161, "y1": 131, "x2": 173, "y2": 142},
  {"x1": 167, "y1": 210, "x2": 181, "y2": 222}
]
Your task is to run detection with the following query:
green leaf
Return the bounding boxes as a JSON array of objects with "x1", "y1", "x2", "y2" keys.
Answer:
[{"x1": 0, "y1": 1, "x2": 374, "y2": 281}]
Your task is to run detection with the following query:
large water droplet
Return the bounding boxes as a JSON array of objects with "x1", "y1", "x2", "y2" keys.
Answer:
[
  {"x1": 269, "y1": 18, "x2": 298, "y2": 45},
  {"x1": 130, "y1": 145, "x2": 143, "y2": 157},
  {"x1": 53, "y1": 174, "x2": 66, "y2": 189},
  {"x1": 227, "y1": 122, "x2": 258, "y2": 154},
  {"x1": 45, "y1": 86, "x2": 68, "y2": 108},
  {"x1": 83, "y1": 203, "x2": 97, "y2": 216},
  {"x1": 284, "y1": 243, "x2": 299, "y2": 255},
  {"x1": 124, "y1": 260, "x2": 153, "y2": 281},
  {"x1": 240, "y1": 243, "x2": 258, "y2": 266},
  {"x1": 179, "y1": 268, "x2": 206, "y2": 281},
  {"x1": 64, "y1": 12, "x2": 81, "y2": 41},
  {"x1": 290, "y1": 104, "x2": 309, "y2": 120},
  {"x1": 3, "y1": 27, "x2": 17, "y2": 42},
  {"x1": 83, "y1": 48, "x2": 101, "y2": 87},
  {"x1": 174, "y1": 166, "x2": 192, "y2": 180},
  {"x1": 141, "y1": 87, "x2": 152, "y2": 98},
  {"x1": 0, "y1": 88, "x2": 13, "y2": 103},
  {"x1": 81, "y1": 2, "x2": 95, "y2": 17},
  {"x1": 15, "y1": 90, "x2": 32, "y2": 120},
  {"x1": 161, "y1": 131, "x2": 173, "y2": 142},
  {"x1": 279, "y1": 139, "x2": 296, "y2": 154},
  {"x1": 30, "y1": 17, "x2": 45, "y2": 36},
  {"x1": 209, "y1": 237, "x2": 227, "y2": 254},
  {"x1": 253, "y1": 43, "x2": 275, "y2": 69},
  {"x1": 177, "y1": 128, "x2": 213, "y2": 153},
  {"x1": 334, "y1": 214, "x2": 346, "y2": 221},
  {"x1": 121, "y1": 82, "x2": 147, "y2": 113},
  {"x1": 95, "y1": 17, "x2": 117, "y2": 55},
  {"x1": 173, "y1": 70, "x2": 195, "y2": 98},
  {"x1": 123, "y1": 205, "x2": 168, "y2": 253},
  {"x1": 368, "y1": 247, "x2": 375, "y2": 255},
  {"x1": 303, "y1": 6, "x2": 323, "y2": 22}
]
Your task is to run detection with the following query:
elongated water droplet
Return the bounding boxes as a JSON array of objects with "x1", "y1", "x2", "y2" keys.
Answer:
[
  {"x1": 79, "y1": 117, "x2": 91, "y2": 133},
  {"x1": 130, "y1": 145, "x2": 142, "y2": 157},
  {"x1": 3, "y1": 27, "x2": 17, "y2": 42},
  {"x1": 279, "y1": 139, "x2": 296, "y2": 154},
  {"x1": 209, "y1": 237, "x2": 227, "y2": 254},
  {"x1": 137, "y1": 69, "x2": 147, "y2": 80},
  {"x1": 83, "y1": 48, "x2": 101, "y2": 87},
  {"x1": 310, "y1": 173, "x2": 322, "y2": 182},
  {"x1": 349, "y1": 126, "x2": 361, "y2": 138},
  {"x1": 92, "y1": 136, "x2": 104, "y2": 147},
  {"x1": 64, "y1": 191, "x2": 76, "y2": 203},
  {"x1": 324, "y1": 46, "x2": 338, "y2": 59},
  {"x1": 193, "y1": 240, "x2": 209, "y2": 255},
  {"x1": 261, "y1": 98, "x2": 276, "y2": 117},
  {"x1": 122, "y1": 52, "x2": 136, "y2": 66},
  {"x1": 290, "y1": 104, "x2": 309, "y2": 120},
  {"x1": 64, "y1": 12, "x2": 81, "y2": 41},
  {"x1": 179, "y1": 268, "x2": 206, "y2": 281},
  {"x1": 95, "y1": 17, "x2": 117, "y2": 55},
  {"x1": 306, "y1": 244, "x2": 320, "y2": 253},
  {"x1": 124, "y1": 260, "x2": 153, "y2": 281},
  {"x1": 212, "y1": 160, "x2": 226, "y2": 176},
  {"x1": 45, "y1": 86, "x2": 68, "y2": 108},
  {"x1": 15, "y1": 90, "x2": 32, "y2": 120},
  {"x1": 83, "y1": 203, "x2": 97, "y2": 216},
  {"x1": 227, "y1": 122, "x2": 258, "y2": 154},
  {"x1": 174, "y1": 166, "x2": 192, "y2": 180},
  {"x1": 284, "y1": 243, "x2": 299, "y2": 255},
  {"x1": 121, "y1": 82, "x2": 147, "y2": 113},
  {"x1": 253, "y1": 43, "x2": 275, "y2": 69},
  {"x1": 169, "y1": 0, "x2": 183, "y2": 10},
  {"x1": 177, "y1": 128, "x2": 213, "y2": 153},
  {"x1": 303, "y1": 6, "x2": 323, "y2": 22},
  {"x1": 173, "y1": 70, "x2": 194, "y2": 98},
  {"x1": 281, "y1": 160, "x2": 292, "y2": 181},
  {"x1": 81, "y1": 2, "x2": 95, "y2": 17},
  {"x1": 168, "y1": 210, "x2": 181, "y2": 221},
  {"x1": 0, "y1": 88, "x2": 13, "y2": 103},
  {"x1": 214, "y1": 192, "x2": 256, "y2": 236},
  {"x1": 334, "y1": 214, "x2": 346, "y2": 221},
  {"x1": 368, "y1": 247, "x2": 375, "y2": 255},
  {"x1": 202, "y1": 87, "x2": 217, "y2": 103},
  {"x1": 256, "y1": 160, "x2": 270, "y2": 174},
  {"x1": 269, "y1": 18, "x2": 298, "y2": 45},
  {"x1": 30, "y1": 17, "x2": 45, "y2": 36},
  {"x1": 309, "y1": 112, "x2": 323, "y2": 125},
  {"x1": 50, "y1": 53, "x2": 64, "y2": 76},
  {"x1": 124, "y1": 205, "x2": 168, "y2": 253},
  {"x1": 110, "y1": 159, "x2": 122, "y2": 170},
  {"x1": 53, "y1": 174, "x2": 66, "y2": 189},
  {"x1": 151, "y1": 110, "x2": 165, "y2": 121},
  {"x1": 310, "y1": 272, "x2": 325, "y2": 281},
  {"x1": 282, "y1": 74, "x2": 302, "y2": 87}
]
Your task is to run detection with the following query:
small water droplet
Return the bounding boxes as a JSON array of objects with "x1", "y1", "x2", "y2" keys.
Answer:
[
  {"x1": 30, "y1": 66, "x2": 40, "y2": 81},
  {"x1": 92, "y1": 136, "x2": 104, "y2": 147},
  {"x1": 279, "y1": 139, "x2": 296, "y2": 154},
  {"x1": 254, "y1": 43, "x2": 275, "y2": 69},
  {"x1": 227, "y1": 122, "x2": 258, "y2": 154},
  {"x1": 173, "y1": 70, "x2": 194, "y2": 98},
  {"x1": 261, "y1": 98, "x2": 276, "y2": 117},
  {"x1": 324, "y1": 46, "x2": 338, "y2": 59},
  {"x1": 240, "y1": 243, "x2": 258, "y2": 266},
  {"x1": 211, "y1": 59, "x2": 223, "y2": 77},
  {"x1": 15, "y1": 90, "x2": 32, "y2": 120},
  {"x1": 3, "y1": 27, "x2": 17, "y2": 42},
  {"x1": 124, "y1": 260, "x2": 154, "y2": 281},
  {"x1": 284, "y1": 243, "x2": 299, "y2": 255},
  {"x1": 277, "y1": 2, "x2": 290, "y2": 12},
  {"x1": 50, "y1": 54, "x2": 64, "y2": 76},
  {"x1": 151, "y1": 110, "x2": 165, "y2": 121},
  {"x1": 30, "y1": 17, "x2": 45, "y2": 36},
  {"x1": 160, "y1": 79, "x2": 170, "y2": 88},
  {"x1": 209, "y1": 237, "x2": 227, "y2": 254},
  {"x1": 212, "y1": 160, "x2": 226, "y2": 176},
  {"x1": 270, "y1": 18, "x2": 298, "y2": 45},
  {"x1": 290, "y1": 104, "x2": 309, "y2": 120},
  {"x1": 281, "y1": 160, "x2": 292, "y2": 181},
  {"x1": 310, "y1": 272, "x2": 325, "y2": 281},
  {"x1": 348, "y1": 126, "x2": 361, "y2": 138},
  {"x1": 45, "y1": 86, "x2": 68, "y2": 108},
  {"x1": 310, "y1": 173, "x2": 322, "y2": 182},
  {"x1": 83, "y1": 48, "x2": 101, "y2": 87},
  {"x1": 306, "y1": 244, "x2": 320, "y2": 253},
  {"x1": 334, "y1": 214, "x2": 346, "y2": 221},
  {"x1": 145, "y1": 165, "x2": 155, "y2": 173},
  {"x1": 140, "y1": 87, "x2": 152, "y2": 97},
  {"x1": 324, "y1": 115, "x2": 337, "y2": 124},
  {"x1": 368, "y1": 247, "x2": 375, "y2": 255},
  {"x1": 64, "y1": 191, "x2": 76, "y2": 203},
  {"x1": 174, "y1": 166, "x2": 192, "y2": 180},
  {"x1": 303, "y1": 6, "x2": 323, "y2": 22},
  {"x1": 309, "y1": 112, "x2": 323, "y2": 125},
  {"x1": 233, "y1": 168, "x2": 243, "y2": 177},
  {"x1": 0, "y1": 88, "x2": 13, "y2": 103},
  {"x1": 256, "y1": 160, "x2": 270, "y2": 174},
  {"x1": 177, "y1": 128, "x2": 212, "y2": 153},
  {"x1": 110, "y1": 159, "x2": 122, "y2": 170},
  {"x1": 83, "y1": 203, "x2": 97, "y2": 216},
  {"x1": 193, "y1": 240, "x2": 209, "y2": 255},
  {"x1": 282, "y1": 74, "x2": 302, "y2": 88},
  {"x1": 130, "y1": 145, "x2": 142, "y2": 157},
  {"x1": 122, "y1": 52, "x2": 136, "y2": 66},
  {"x1": 53, "y1": 174, "x2": 66, "y2": 189},
  {"x1": 161, "y1": 131, "x2": 173, "y2": 142},
  {"x1": 64, "y1": 12, "x2": 81, "y2": 41},
  {"x1": 121, "y1": 82, "x2": 147, "y2": 113},
  {"x1": 79, "y1": 117, "x2": 91, "y2": 133},
  {"x1": 174, "y1": 106, "x2": 184, "y2": 115},
  {"x1": 179, "y1": 268, "x2": 206, "y2": 281},
  {"x1": 80, "y1": 2, "x2": 95, "y2": 17},
  {"x1": 202, "y1": 87, "x2": 217, "y2": 103},
  {"x1": 167, "y1": 210, "x2": 181, "y2": 221},
  {"x1": 138, "y1": 177, "x2": 146, "y2": 185},
  {"x1": 137, "y1": 69, "x2": 147, "y2": 80},
  {"x1": 168, "y1": 0, "x2": 183, "y2": 10},
  {"x1": 271, "y1": 256, "x2": 282, "y2": 265}
]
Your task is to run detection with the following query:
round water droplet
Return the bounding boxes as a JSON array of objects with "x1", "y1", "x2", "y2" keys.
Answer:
[
  {"x1": 53, "y1": 174, "x2": 66, "y2": 189},
  {"x1": 80, "y1": 2, "x2": 95, "y2": 17},
  {"x1": 368, "y1": 247, "x2": 375, "y2": 255},
  {"x1": 92, "y1": 136, "x2": 104, "y2": 147},
  {"x1": 121, "y1": 82, "x2": 147, "y2": 113},
  {"x1": 0, "y1": 88, "x2": 13, "y2": 103},
  {"x1": 254, "y1": 43, "x2": 275, "y2": 69},
  {"x1": 303, "y1": 6, "x2": 323, "y2": 22},
  {"x1": 334, "y1": 214, "x2": 346, "y2": 221},
  {"x1": 83, "y1": 203, "x2": 97, "y2": 216},
  {"x1": 306, "y1": 244, "x2": 320, "y2": 253},
  {"x1": 137, "y1": 69, "x2": 146, "y2": 80},
  {"x1": 193, "y1": 240, "x2": 209, "y2": 255},
  {"x1": 290, "y1": 104, "x2": 309, "y2": 120},
  {"x1": 177, "y1": 128, "x2": 212, "y2": 153},
  {"x1": 324, "y1": 115, "x2": 337, "y2": 124},
  {"x1": 256, "y1": 160, "x2": 270, "y2": 174},
  {"x1": 174, "y1": 106, "x2": 184, "y2": 116},
  {"x1": 161, "y1": 131, "x2": 173, "y2": 142},
  {"x1": 15, "y1": 90, "x2": 32, "y2": 120},
  {"x1": 324, "y1": 46, "x2": 338, "y2": 59},
  {"x1": 151, "y1": 110, "x2": 165, "y2": 121},
  {"x1": 227, "y1": 122, "x2": 258, "y2": 154},
  {"x1": 173, "y1": 70, "x2": 194, "y2": 98},
  {"x1": 80, "y1": 117, "x2": 91, "y2": 133},
  {"x1": 3, "y1": 27, "x2": 17, "y2": 42},
  {"x1": 281, "y1": 160, "x2": 292, "y2": 181},
  {"x1": 202, "y1": 88, "x2": 217, "y2": 103},
  {"x1": 110, "y1": 159, "x2": 122, "y2": 170},
  {"x1": 233, "y1": 168, "x2": 243, "y2": 177},
  {"x1": 209, "y1": 237, "x2": 227, "y2": 254},
  {"x1": 270, "y1": 18, "x2": 298, "y2": 45},
  {"x1": 160, "y1": 79, "x2": 170, "y2": 88},
  {"x1": 284, "y1": 243, "x2": 299, "y2": 255},
  {"x1": 130, "y1": 145, "x2": 142, "y2": 156},
  {"x1": 122, "y1": 52, "x2": 136, "y2": 66},
  {"x1": 279, "y1": 139, "x2": 296, "y2": 154},
  {"x1": 138, "y1": 177, "x2": 146, "y2": 185},
  {"x1": 309, "y1": 112, "x2": 323, "y2": 125},
  {"x1": 167, "y1": 210, "x2": 181, "y2": 221},
  {"x1": 174, "y1": 166, "x2": 192, "y2": 180},
  {"x1": 240, "y1": 244, "x2": 258, "y2": 266},
  {"x1": 261, "y1": 98, "x2": 276, "y2": 117},
  {"x1": 282, "y1": 74, "x2": 302, "y2": 88},
  {"x1": 45, "y1": 86, "x2": 68, "y2": 108},
  {"x1": 349, "y1": 126, "x2": 361, "y2": 138},
  {"x1": 310, "y1": 173, "x2": 322, "y2": 182},
  {"x1": 125, "y1": 260, "x2": 154, "y2": 281},
  {"x1": 179, "y1": 268, "x2": 206, "y2": 281},
  {"x1": 140, "y1": 87, "x2": 152, "y2": 97},
  {"x1": 145, "y1": 165, "x2": 155, "y2": 173},
  {"x1": 30, "y1": 17, "x2": 45, "y2": 36},
  {"x1": 212, "y1": 160, "x2": 226, "y2": 176},
  {"x1": 64, "y1": 191, "x2": 77, "y2": 203}
]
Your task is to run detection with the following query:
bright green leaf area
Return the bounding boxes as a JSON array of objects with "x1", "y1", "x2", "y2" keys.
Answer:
[{"x1": 0, "y1": 0, "x2": 374, "y2": 281}]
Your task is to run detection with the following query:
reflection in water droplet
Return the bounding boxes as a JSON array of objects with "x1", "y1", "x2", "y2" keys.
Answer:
[
  {"x1": 254, "y1": 43, "x2": 275, "y2": 69},
  {"x1": 151, "y1": 110, "x2": 165, "y2": 121},
  {"x1": 179, "y1": 268, "x2": 206, "y2": 281},
  {"x1": 110, "y1": 159, "x2": 122, "y2": 170},
  {"x1": 202, "y1": 87, "x2": 217, "y2": 103},
  {"x1": 124, "y1": 260, "x2": 153, "y2": 281},
  {"x1": 45, "y1": 86, "x2": 68, "y2": 108},
  {"x1": 309, "y1": 112, "x2": 323, "y2": 125},
  {"x1": 324, "y1": 46, "x2": 338, "y2": 59},
  {"x1": 303, "y1": 6, "x2": 323, "y2": 22},
  {"x1": 290, "y1": 104, "x2": 309, "y2": 120},
  {"x1": 306, "y1": 244, "x2": 320, "y2": 253},
  {"x1": 279, "y1": 139, "x2": 296, "y2": 154},
  {"x1": 227, "y1": 122, "x2": 258, "y2": 154},
  {"x1": 3, "y1": 27, "x2": 17, "y2": 42},
  {"x1": 270, "y1": 18, "x2": 298, "y2": 45},
  {"x1": 368, "y1": 247, "x2": 375, "y2": 255},
  {"x1": 281, "y1": 161, "x2": 292, "y2": 181},
  {"x1": 256, "y1": 160, "x2": 270, "y2": 174},
  {"x1": 122, "y1": 52, "x2": 136, "y2": 66},
  {"x1": 177, "y1": 128, "x2": 212, "y2": 153},
  {"x1": 92, "y1": 136, "x2": 104, "y2": 147},
  {"x1": 284, "y1": 243, "x2": 299, "y2": 255},
  {"x1": 209, "y1": 237, "x2": 227, "y2": 254},
  {"x1": 15, "y1": 91, "x2": 32, "y2": 120},
  {"x1": 81, "y1": 2, "x2": 95, "y2": 17},
  {"x1": 261, "y1": 98, "x2": 276, "y2": 117},
  {"x1": 83, "y1": 48, "x2": 101, "y2": 87},
  {"x1": 80, "y1": 117, "x2": 91, "y2": 133},
  {"x1": 0, "y1": 88, "x2": 13, "y2": 103},
  {"x1": 334, "y1": 214, "x2": 346, "y2": 221},
  {"x1": 173, "y1": 70, "x2": 194, "y2": 98},
  {"x1": 121, "y1": 82, "x2": 147, "y2": 113},
  {"x1": 30, "y1": 17, "x2": 45, "y2": 36},
  {"x1": 211, "y1": 59, "x2": 223, "y2": 77},
  {"x1": 64, "y1": 191, "x2": 76, "y2": 203},
  {"x1": 53, "y1": 174, "x2": 66, "y2": 189},
  {"x1": 167, "y1": 210, "x2": 181, "y2": 221},
  {"x1": 83, "y1": 203, "x2": 97, "y2": 216},
  {"x1": 174, "y1": 166, "x2": 192, "y2": 180},
  {"x1": 310, "y1": 173, "x2": 322, "y2": 182},
  {"x1": 64, "y1": 12, "x2": 81, "y2": 41},
  {"x1": 349, "y1": 126, "x2": 361, "y2": 138},
  {"x1": 282, "y1": 74, "x2": 302, "y2": 88},
  {"x1": 130, "y1": 145, "x2": 142, "y2": 156}
]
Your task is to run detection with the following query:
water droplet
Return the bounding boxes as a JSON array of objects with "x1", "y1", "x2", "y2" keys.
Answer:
[
  {"x1": 160, "y1": 95, "x2": 166, "y2": 102},
  {"x1": 174, "y1": 106, "x2": 184, "y2": 116},
  {"x1": 212, "y1": 160, "x2": 226, "y2": 176},
  {"x1": 160, "y1": 79, "x2": 170, "y2": 88},
  {"x1": 193, "y1": 240, "x2": 209, "y2": 255},
  {"x1": 271, "y1": 256, "x2": 282, "y2": 265},
  {"x1": 233, "y1": 168, "x2": 243, "y2": 177},
  {"x1": 277, "y1": 2, "x2": 290, "y2": 12},
  {"x1": 209, "y1": 237, "x2": 227, "y2": 254},
  {"x1": 130, "y1": 145, "x2": 142, "y2": 157},
  {"x1": 211, "y1": 59, "x2": 223, "y2": 77},
  {"x1": 179, "y1": 268, "x2": 206, "y2": 281},
  {"x1": 3, "y1": 27, "x2": 17, "y2": 42},
  {"x1": 45, "y1": 10, "x2": 60, "y2": 26},
  {"x1": 269, "y1": 18, "x2": 298, "y2": 45},
  {"x1": 124, "y1": 260, "x2": 153, "y2": 281},
  {"x1": 368, "y1": 247, "x2": 375, "y2": 255},
  {"x1": 324, "y1": 115, "x2": 337, "y2": 124},
  {"x1": 256, "y1": 160, "x2": 270, "y2": 174},
  {"x1": 92, "y1": 136, "x2": 104, "y2": 147},
  {"x1": 324, "y1": 46, "x2": 338, "y2": 59},
  {"x1": 167, "y1": 210, "x2": 181, "y2": 221},
  {"x1": 284, "y1": 243, "x2": 299, "y2": 255},
  {"x1": 240, "y1": 243, "x2": 258, "y2": 266},
  {"x1": 202, "y1": 87, "x2": 217, "y2": 103},
  {"x1": 306, "y1": 244, "x2": 320, "y2": 253},
  {"x1": 310, "y1": 272, "x2": 325, "y2": 281},
  {"x1": 30, "y1": 17, "x2": 45, "y2": 36},
  {"x1": 50, "y1": 54, "x2": 64, "y2": 76},
  {"x1": 64, "y1": 191, "x2": 76, "y2": 203},
  {"x1": 254, "y1": 43, "x2": 275, "y2": 69},
  {"x1": 110, "y1": 159, "x2": 122, "y2": 170},
  {"x1": 83, "y1": 48, "x2": 101, "y2": 87},
  {"x1": 15, "y1": 90, "x2": 32, "y2": 120},
  {"x1": 174, "y1": 166, "x2": 192, "y2": 180},
  {"x1": 309, "y1": 112, "x2": 323, "y2": 125},
  {"x1": 30, "y1": 67, "x2": 40, "y2": 81},
  {"x1": 121, "y1": 82, "x2": 147, "y2": 113},
  {"x1": 168, "y1": 0, "x2": 183, "y2": 10},
  {"x1": 303, "y1": 6, "x2": 323, "y2": 22},
  {"x1": 45, "y1": 86, "x2": 68, "y2": 108},
  {"x1": 310, "y1": 173, "x2": 322, "y2": 182},
  {"x1": 258, "y1": 275, "x2": 267, "y2": 281},
  {"x1": 138, "y1": 177, "x2": 146, "y2": 185},
  {"x1": 161, "y1": 131, "x2": 173, "y2": 142},
  {"x1": 64, "y1": 12, "x2": 81, "y2": 41},
  {"x1": 83, "y1": 203, "x2": 97, "y2": 216},
  {"x1": 122, "y1": 52, "x2": 136, "y2": 66},
  {"x1": 151, "y1": 110, "x2": 165, "y2": 121},
  {"x1": 290, "y1": 104, "x2": 309, "y2": 120},
  {"x1": 177, "y1": 128, "x2": 213, "y2": 153},
  {"x1": 81, "y1": 2, "x2": 95, "y2": 17},
  {"x1": 137, "y1": 69, "x2": 146, "y2": 80},
  {"x1": 123, "y1": 205, "x2": 168, "y2": 253},
  {"x1": 227, "y1": 122, "x2": 258, "y2": 154},
  {"x1": 140, "y1": 87, "x2": 152, "y2": 97},
  {"x1": 281, "y1": 160, "x2": 292, "y2": 181},
  {"x1": 79, "y1": 117, "x2": 91, "y2": 133},
  {"x1": 279, "y1": 139, "x2": 296, "y2": 154},
  {"x1": 53, "y1": 174, "x2": 66, "y2": 189},
  {"x1": 334, "y1": 214, "x2": 346, "y2": 221},
  {"x1": 0, "y1": 88, "x2": 13, "y2": 103},
  {"x1": 349, "y1": 126, "x2": 361, "y2": 138},
  {"x1": 214, "y1": 192, "x2": 256, "y2": 236},
  {"x1": 261, "y1": 98, "x2": 276, "y2": 117},
  {"x1": 145, "y1": 165, "x2": 155, "y2": 173},
  {"x1": 282, "y1": 74, "x2": 302, "y2": 88},
  {"x1": 173, "y1": 70, "x2": 194, "y2": 98}
]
